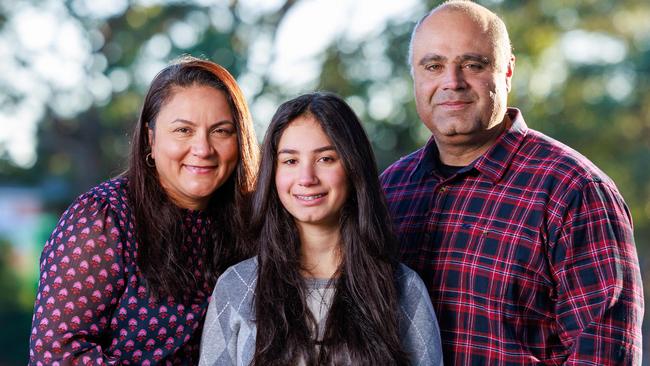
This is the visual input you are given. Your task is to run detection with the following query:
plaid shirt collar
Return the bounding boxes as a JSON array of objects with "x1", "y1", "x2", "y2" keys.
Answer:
[{"x1": 410, "y1": 108, "x2": 528, "y2": 184}]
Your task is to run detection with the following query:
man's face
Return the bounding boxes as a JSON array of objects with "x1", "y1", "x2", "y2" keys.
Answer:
[{"x1": 411, "y1": 9, "x2": 514, "y2": 149}]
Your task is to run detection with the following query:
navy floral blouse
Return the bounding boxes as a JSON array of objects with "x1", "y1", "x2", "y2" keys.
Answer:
[{"x1": 29, "y1": 178, "x2": 216, "y2": 365}]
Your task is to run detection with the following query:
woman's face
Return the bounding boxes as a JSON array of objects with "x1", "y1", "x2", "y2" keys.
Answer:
[
  {"x1": 275, "y1": 115, "x2": 349, "y2": 230},
  {"x1": 149, "y1": 84, "x2": 239, "y2": 210}
]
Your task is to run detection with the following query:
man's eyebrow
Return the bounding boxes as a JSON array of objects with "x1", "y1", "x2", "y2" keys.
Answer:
[
  {"x1": 457, "y1": 54, "x2": 491, "y2": 64},
  {"x1": 418, "y1": 53, "x2": 446, "y2": 66},
  {"x1": 418, "y1": 53, "x2": 492, "y2": 66}
]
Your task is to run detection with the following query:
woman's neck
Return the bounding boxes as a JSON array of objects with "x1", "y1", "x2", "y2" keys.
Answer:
[{"x1": 297, "y1": 223, "x2": 342, "y2": 279}]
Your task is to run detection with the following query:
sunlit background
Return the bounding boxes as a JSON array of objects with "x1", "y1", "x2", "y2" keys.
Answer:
[{"x1": 1, "y1": 0, "x2": 648, "y2": 364}]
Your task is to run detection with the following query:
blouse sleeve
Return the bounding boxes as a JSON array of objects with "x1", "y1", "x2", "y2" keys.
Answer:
[
  {"x1": 29, "y1": 191, "x2": 128, "y2": 365},
  {"x1": 398, "y1": 266, "x2": 444, "y2": 366},
  {"x1": 199, "y1": 268, "x2": 241, "y2": 366}
]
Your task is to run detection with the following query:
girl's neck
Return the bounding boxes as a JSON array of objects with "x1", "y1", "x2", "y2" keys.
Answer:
[{"x1": 297, "y1": 223, "x2": 342, "y2": 279}]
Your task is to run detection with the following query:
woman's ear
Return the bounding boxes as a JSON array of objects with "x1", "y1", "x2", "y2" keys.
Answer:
[
  {"x1": 144, "y1": 123, "x2": 157, "y2": 167},
  {"x1": 147, "y1": 123, "x2": 154, "y2": 151}
]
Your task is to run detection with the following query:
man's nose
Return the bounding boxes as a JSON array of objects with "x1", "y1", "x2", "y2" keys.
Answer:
[{"x1": 441, "y1": 66, "x2": 468, "y2": 90}]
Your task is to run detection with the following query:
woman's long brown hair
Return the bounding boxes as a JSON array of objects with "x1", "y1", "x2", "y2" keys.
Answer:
[{"x1": 126, "y1": 56, "x2": 258, "y2": 298}]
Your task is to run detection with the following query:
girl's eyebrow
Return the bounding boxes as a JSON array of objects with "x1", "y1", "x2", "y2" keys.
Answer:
[{"x1": 277, "y1": 145, "x2": 336, "y2": 155}]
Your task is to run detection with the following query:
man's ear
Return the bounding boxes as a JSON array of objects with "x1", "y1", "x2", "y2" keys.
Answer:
[{"x1": 505, "y1": 54, "x2": 515, "y2": 93}]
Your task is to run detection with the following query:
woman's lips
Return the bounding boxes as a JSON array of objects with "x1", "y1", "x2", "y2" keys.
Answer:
[{"x1": 184, "y1": 164, "x2": 217, "y2": 174}]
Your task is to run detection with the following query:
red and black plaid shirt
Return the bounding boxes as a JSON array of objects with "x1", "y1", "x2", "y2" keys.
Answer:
[{"x1": 380, "y1": 109, "x2": 643, "y2": 365}]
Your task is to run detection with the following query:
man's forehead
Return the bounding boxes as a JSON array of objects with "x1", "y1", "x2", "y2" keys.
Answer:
[
  {"x1": 420, "y1": 7, "x2": 489, "y2": 35},
  {"x1": 413, "y1": 11, "x2": 500, "y2": 52},
  {"x1": 412, "y1": 30, "x2": 498, "y2": 56}
]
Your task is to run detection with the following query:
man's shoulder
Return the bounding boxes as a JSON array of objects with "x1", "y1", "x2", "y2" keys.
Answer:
[
  {"x1": 520, "y1": 128, "x2": 616, "y2": 187},
  {"x1": 380, "y1": 146, "x2": 426, "y2": 185}
]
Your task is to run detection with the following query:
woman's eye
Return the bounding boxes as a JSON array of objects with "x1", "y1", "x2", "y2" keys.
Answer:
[
  {"x1": 318, "y1": 156, "x2": 335, "y2": 163},
  {"x1": 213, "y1": 127, "x2": 235, "y2": 136},
  {"x1": 175, "y1": 127, "x2": 191, "y2": 134}
]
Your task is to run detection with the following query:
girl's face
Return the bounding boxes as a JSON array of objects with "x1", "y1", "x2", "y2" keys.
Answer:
[{"x1": 275, "y1": 115, "x2": 349, "y2": 231}]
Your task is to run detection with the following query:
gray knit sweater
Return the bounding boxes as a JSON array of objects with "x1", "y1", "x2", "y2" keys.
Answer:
[{"x1": 199, "y1": 257, "x2": 443, "y2": 365}]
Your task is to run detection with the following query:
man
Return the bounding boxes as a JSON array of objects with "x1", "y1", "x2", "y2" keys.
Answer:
[{"x1": 380, "y1": 1, "x2": 644, "y2": 364}]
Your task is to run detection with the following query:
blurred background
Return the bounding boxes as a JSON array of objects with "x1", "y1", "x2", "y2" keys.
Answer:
[{"x1": 0, "y1": 0, "x2": 648, "y2": 364}]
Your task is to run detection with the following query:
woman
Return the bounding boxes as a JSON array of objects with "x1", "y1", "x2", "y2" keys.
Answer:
[
  {"x1": 199, "y1": 92, "x2": 442, "y2": 365},
  {"x1": 29, "y1": 57, "x2": 259, "y2": 365}
]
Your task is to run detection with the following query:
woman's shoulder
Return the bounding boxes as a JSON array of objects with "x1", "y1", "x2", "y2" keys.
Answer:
[
  {"x1": 67, "y1": 177, "x2": 130, "y2": 215},
  {"x1": 85, "y1": 177, "x2": 130, "y2": 208},
  {"x1": 48, "y1": 177, "x2": 133, "y2": 253}
]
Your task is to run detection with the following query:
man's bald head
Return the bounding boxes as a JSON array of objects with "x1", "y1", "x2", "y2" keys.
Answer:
[{"x1": 408, "y1": 1, "x2": 512, "y2": 74}]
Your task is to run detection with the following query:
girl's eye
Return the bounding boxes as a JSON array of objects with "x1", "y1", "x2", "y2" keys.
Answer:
[
  {"x1": 318, "y1": 156, "x2": 335, "y2": 163},
  {"x1": 282, "y1": 158, "x2": 297, "y2": 165}
]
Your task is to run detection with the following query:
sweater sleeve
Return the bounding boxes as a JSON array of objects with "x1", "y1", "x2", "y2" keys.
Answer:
[
  {"x1": 199, "y1": 268, "x2": 243, "y2": 366},
  {"x1": 29, "y1": 191, "x2": 128, "y2": 365},
  {"x1": 398, "y1": 265, "x2": 444, "y2": 366}
]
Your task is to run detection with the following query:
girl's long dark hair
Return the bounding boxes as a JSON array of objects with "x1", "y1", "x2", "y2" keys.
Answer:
[
  {"x1": 126, "y1": 56, "x2": 258, "y2": 298},
  {"x1": 251, "y1": 92, "x2": 409, "y2": 365}
]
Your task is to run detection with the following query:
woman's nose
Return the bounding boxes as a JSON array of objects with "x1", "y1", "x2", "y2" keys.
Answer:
[{"x1": 191, "y1": 133, "x2": 213, "y2": 158}]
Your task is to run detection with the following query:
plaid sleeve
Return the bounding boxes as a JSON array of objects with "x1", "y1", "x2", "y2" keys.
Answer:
[{"x1": 552, "y1": 180, "x2": 643, "y2": 365}]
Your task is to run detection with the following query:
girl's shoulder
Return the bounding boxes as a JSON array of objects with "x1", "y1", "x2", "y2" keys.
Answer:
[
  {"x1": 395, "y1": 262, "x2": 419, "y2": 282},
  {"x1": 395, "y1": 263, "x2": 428, "y2": 298},
  {"x1": 214, "y1": 257, "x2": 258, "y2": 296}
]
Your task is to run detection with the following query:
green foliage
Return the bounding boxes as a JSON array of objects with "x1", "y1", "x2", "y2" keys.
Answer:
[{"x1": 0, "y1": 239, "x2": 33, "y2": 364}]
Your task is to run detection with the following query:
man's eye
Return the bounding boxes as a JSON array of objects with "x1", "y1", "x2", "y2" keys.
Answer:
[
  {"x1": 425, "y1": 64, "x2": 442, "y2": 72},
  {"x1": 464, "y1": 63, "x2": 484, "y2": 71}
]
